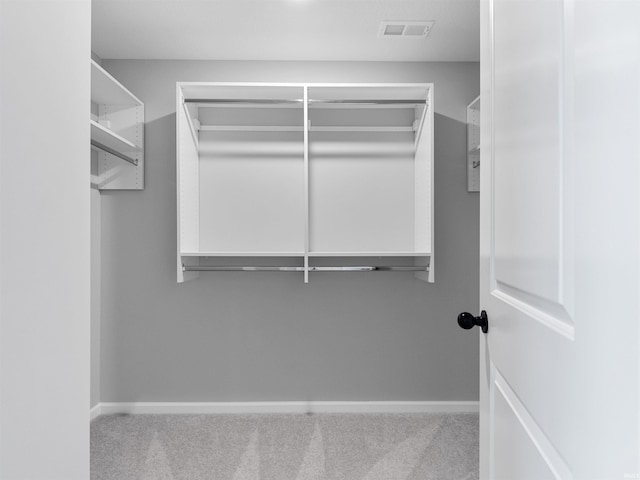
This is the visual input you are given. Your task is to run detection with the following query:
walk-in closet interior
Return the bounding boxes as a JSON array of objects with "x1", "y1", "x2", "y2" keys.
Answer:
[
  {"x1": 5, "y1": 1, "x2": 640, "y2": 478},
  {"x1": 88, "y1": 1, "x2": 481, "y2": 478}
]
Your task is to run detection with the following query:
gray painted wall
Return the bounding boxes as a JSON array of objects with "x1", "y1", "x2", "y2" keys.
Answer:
[{"x1": 100, "y1": 60, "x2": 479, "y2": 402}]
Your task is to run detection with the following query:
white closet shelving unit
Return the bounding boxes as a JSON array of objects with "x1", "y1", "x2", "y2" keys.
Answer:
[
  {"x1": 176, "y1": 82, "x2": 434, "y2": 283},
  {"x1": 91, "y1": 59, "x2": 144, "y2": 190},
  {"x1": 466, "y1": 95, "x2": 480, "y2": 192}
]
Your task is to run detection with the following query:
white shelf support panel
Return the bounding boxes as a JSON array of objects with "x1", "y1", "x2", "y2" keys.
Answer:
[
  {"x1": 91, "y1": 59, "x2": 145, "y2": 190},
  {"x1": 176, "y1": 82, "x2": 434, "y2": 284}
]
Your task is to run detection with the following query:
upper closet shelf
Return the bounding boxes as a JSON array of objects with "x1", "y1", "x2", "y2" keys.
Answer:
[
  {"x1": 185, "y1": 99, "x2": 426, "y2": 107},
  {"x1": 91, "y1": 59, "x2": 142, "y2": 106},
  {"x1": 180, "y1": 83, "x2": 429, "y2": 143},
  {"x1": 196, "y1": 125, "x2": 417, "y2": 133}
]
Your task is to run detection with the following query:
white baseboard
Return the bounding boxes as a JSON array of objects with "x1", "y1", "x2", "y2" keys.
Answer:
[
  {"x1": 94, "y1": 401, "x2": 478, "y2": 417},
  {"x1": 90, "y1": 404, "x2": 102, "y2": 421}
]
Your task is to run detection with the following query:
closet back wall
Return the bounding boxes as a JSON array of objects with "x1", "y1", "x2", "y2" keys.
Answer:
[{"x1": 100, "y1": 60, "x2": 479, "y2": 403}]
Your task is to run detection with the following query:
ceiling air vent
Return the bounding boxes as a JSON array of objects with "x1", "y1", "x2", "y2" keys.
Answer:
[{"x1": 379, "y1": 21, "x2": 434, "y2": 38}]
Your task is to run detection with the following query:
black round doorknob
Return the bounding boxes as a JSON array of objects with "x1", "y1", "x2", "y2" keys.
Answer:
[{"x1": 457, "y1": 310, "x2": 489, "y2": 334}]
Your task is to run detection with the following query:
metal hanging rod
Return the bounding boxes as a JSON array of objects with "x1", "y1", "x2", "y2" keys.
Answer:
[
  {"x1": 91, "y1": 140, "x2": 138, "y2": 166},
  {"x1": 183, "y1": 99, "x2": 426, "y2": 106},
  {"x1": 308, "y1": 99, "x2": 427, "y2": 105},
  {"x1": 184, "y1": 99, "x2": 303, "y2": 105},
  {"x1": 182, "y1": 265, "x2": 428, "y2": 272}
]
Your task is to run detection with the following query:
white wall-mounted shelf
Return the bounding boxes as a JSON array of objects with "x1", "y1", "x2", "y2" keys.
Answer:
[
  {"x1": 90, "y1": 120, "x2": 140, "y2": 153},
  {"x1": 91, "y1": 60, "x2": 143, "y2": 106},
  {"x1": 467, "y1": 95, "x2": 480, "y2": 192},
  {"x1": 91, "y1": 59, "x2": 144, "y2": 190},
  {"x1": 176, "y1": 83, "x2": 434, "y2": 284},
  {"x1": 196, "y1": 125, "x2": 416, "y2": 133}
]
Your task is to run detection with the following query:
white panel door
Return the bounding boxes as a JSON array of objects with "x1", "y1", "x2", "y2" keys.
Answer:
[
  {"x1": 479, "y1": 1, "x2": 640, "y2": 479},
  {"x1": 0, "y1": 1, "x2": 90, "y2": 478}
]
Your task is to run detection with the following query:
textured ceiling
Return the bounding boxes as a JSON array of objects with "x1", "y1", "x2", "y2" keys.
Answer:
[{"x1": 92, "y1": 0, "x2": 479, "y2": 62}]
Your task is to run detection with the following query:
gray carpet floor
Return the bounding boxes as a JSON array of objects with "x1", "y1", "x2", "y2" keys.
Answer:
[{"x1": 91, "y1": 413, "x2": 478, "y2": 480}]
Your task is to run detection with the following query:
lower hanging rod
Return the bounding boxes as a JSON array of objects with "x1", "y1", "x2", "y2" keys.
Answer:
[
  {"x1": 91, "y1": 140, "x2": 138, "y2": 166},
  {"x1": 185, "y1": 98, "x2": 303, "y2": 105},
  {"x1": 183, "y1": 99, "x2": 426, "y2": 106},
  {"x1": 308, "y1": 99, "x2": 426, "y2": 106},
  {"x1": 182, "y1": 265, "x2": 428, "y2": 272}
]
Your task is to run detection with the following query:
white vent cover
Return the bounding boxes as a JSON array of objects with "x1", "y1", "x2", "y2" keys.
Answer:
[{"x1": 379, "y1": 21, "x2": 434, "y2": 38}]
